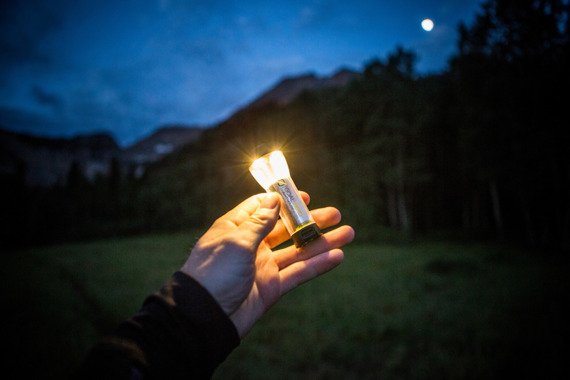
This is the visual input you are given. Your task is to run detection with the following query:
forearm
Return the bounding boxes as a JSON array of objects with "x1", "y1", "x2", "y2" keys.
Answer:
[{"x1": 75, "y1": 272, "x2": 240, "y2": 379}]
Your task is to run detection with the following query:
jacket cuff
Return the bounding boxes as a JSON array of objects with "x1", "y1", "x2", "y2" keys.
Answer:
[{"x1": 159, "y1": 271, "x2": 240, "y2": 363}]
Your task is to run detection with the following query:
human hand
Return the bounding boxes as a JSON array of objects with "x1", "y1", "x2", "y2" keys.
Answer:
[{"x1": 181, "y1": 192, "x2": 354, "y2": 337}]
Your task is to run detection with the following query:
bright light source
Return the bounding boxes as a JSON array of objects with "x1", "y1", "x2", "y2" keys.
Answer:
[
  {"x1": 421, "y1": 18, "x2": 434, "y2": 32},
  {"x1": 249, "y1": 150, "x2": 321, "y2": 247},
  {"x1": 250, "y1": 150, "x2": 290, "y2": 190}
]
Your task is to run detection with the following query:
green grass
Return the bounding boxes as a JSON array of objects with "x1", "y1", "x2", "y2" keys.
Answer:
[{"x1": 2, "y1": 234, "x2": 568, "y2": 379}]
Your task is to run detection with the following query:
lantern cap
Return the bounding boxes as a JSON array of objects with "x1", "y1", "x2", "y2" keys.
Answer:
[{"x1": 291, "y1": 222, "x2": 322, "y2": 248}]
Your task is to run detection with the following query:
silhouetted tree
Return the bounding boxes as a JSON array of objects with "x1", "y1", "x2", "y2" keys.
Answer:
[{"x1": 451, "y1": 0, "x2": 570, "y2": 246}]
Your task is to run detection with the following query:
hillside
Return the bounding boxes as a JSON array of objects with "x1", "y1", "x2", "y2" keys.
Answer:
[
  {"x1": 0, "y1": 125, "x2": 203, "y2": 186},
  {"x1": 248, "y1": 68, "x2": 359, "y2": 108}
]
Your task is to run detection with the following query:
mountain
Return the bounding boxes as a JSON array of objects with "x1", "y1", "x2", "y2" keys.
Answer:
[
  {"x1": 248, "y1": 68, "x2": 359, "y2": 108},
  {"x1": 121, "y1": 125, "x2": 203, "y2": 178},
  {"x1": 0, "y1": 125, "x2": 203, "y2": 186},
  {"x1": 0, "y1": 129, "x2": 120, "y2": 186},
  {"x1": 122, "y1": 125, "x2": 203, "y2": 163}
]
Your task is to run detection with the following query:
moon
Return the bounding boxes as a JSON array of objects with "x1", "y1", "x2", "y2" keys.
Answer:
[{"x1": 421, "y1": 18, "x2": 434, "y2": 32}]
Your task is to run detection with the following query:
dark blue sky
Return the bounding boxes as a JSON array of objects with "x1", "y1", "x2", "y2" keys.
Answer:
[{"x1": 1, "y1": 0, "x2": 483, "y2": 146}]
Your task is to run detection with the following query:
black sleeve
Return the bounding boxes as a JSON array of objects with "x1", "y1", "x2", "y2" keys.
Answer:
[{"x1": 75, "y1": 271, "x2": 240, "y2": 379}]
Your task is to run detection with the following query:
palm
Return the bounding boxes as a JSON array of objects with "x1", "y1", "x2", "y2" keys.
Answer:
[
  {"x1": 183, "y1": 193, "x2": 354, "y2": 337},
  {"x1": 241, "y1": 241, "x2": 281, "y2": 317}
]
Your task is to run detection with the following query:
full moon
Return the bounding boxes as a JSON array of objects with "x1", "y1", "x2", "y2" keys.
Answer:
[{"x1": 421, "y1": 18, "x2": 434, "y2": 32}]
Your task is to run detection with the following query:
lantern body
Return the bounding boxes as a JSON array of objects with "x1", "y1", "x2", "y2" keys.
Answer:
[{"x1": 250, "y1": 150, "x2": 321, "y2": 247}]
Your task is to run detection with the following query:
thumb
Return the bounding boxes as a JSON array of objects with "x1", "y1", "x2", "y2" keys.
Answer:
[{"x1": 237, "y1": 193, "x2": 280, "y2": 248}]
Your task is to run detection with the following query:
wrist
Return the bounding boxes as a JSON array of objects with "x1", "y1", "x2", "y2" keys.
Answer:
[{"x1": 228, "y1": 296, "x2": 265, "y2": 338}]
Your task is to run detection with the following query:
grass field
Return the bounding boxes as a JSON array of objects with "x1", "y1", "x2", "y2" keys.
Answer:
[{"x1": 2, "y1": 233, "x2": 568, "y2": 379}]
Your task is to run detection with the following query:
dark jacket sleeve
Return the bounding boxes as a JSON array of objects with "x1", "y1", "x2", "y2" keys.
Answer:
[{"x1": 75, "y1": 271, "x2": 240, "y2": 379}]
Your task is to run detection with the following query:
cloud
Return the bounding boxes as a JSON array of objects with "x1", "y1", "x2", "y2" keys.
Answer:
[
  {"x1": 30, "y1": 85, "x2": 64, "y2": 114},
  {"x1": 0, "y1": 1, "x2": 65, "y2": 70},
  {"x1": 294, "y1": 0, "x2": 342, "y2": 30}
]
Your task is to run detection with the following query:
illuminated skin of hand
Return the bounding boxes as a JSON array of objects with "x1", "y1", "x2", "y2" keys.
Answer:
[{"x1": 181, "y1": 192, "x2": 355, "y2": 337}]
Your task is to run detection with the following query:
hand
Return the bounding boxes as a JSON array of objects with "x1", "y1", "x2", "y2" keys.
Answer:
[{"x1": 181, "y1": 192, "x2": 354, "y2": 337}]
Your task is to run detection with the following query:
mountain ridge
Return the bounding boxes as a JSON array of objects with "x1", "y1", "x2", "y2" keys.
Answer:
[
  {"x1": 0, "y1": 67, "x2": 360, "y2": 186},
  {"x1": 248, "y1": 68, "x2": 359, "y2": 108}
]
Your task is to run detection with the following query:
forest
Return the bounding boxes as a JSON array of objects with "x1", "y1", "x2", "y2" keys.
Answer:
[{"x1": 2, "y1": 0, "x2": 569, "y2": 251}]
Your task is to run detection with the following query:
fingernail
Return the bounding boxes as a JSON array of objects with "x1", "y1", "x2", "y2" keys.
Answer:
[{"x1": 260, "y1": 193, "x2": 279, "y2": 210}]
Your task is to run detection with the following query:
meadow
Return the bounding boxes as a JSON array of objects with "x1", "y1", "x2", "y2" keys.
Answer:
[{"x1": 2, "y1": 233, "x2": 567, "y2": 379}]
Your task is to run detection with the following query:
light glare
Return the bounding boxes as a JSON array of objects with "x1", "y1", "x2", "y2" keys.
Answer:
[{"x1": 250, "y1": 150, "x2": 290, "y2": 189}]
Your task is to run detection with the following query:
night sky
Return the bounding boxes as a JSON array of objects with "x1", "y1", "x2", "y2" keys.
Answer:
[{"x1": 1, "y1": 0, "x2": 483, "y2": 146}]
